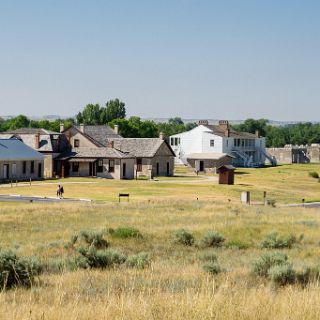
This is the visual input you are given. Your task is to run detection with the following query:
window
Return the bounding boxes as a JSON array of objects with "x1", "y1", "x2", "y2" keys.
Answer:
[
  {"x1": 137, "y1": 158, "x2": 142, "y2": 172},
  {"x1": 22, "y1": 161, "x2": 26, "y2": 174},
  {"x1": 12, "y1": 163, "x2": 16, "y2": 177},
  {"x1": 74, "y1": 139, "x2": 80, "y2": 147},
  {"x1": 30, "y1": 161, "x2": 34, "y2": 174},
  {"x1": 175, "y1": 138, "x2": 179, "y2": 146},
  {"x1": 170, "y1": 137, "x2": 174, "y2": 145},
  {"x1": 109, "y1": 160, "x2": 115, "y2": 172},
  {"x1": 97, "y1": 160, "x2": 103, "y2": 173},
  {"x1": 210, "y1": 139, "x2": 215, "y2": 147},
  {"x1": 72, "y1": 162, "x2": 79, "y2": 172}
]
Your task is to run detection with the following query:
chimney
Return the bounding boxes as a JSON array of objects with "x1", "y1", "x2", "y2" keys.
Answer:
[
  {"x1": 225, "y1": 128, "x2": 230, "y2": 137},
  {"x1": 35, "y1": 132, "x2": 40, "y2": 149},
  {"x1": 198, "y1": 120, "x2": 209, "y2": 126},
  {"x1": 59, "y1": 123, "x2": 65, "y2": 133},
  {"x1": 79, "y1": 124, "x2": 84, "y2": 133},
  {"x1": 107, "y1": 140, "x2": 114, "y2": 148},
  {"x1": 255, "y1": 129, "x2": 260, "y2": 138},
  {"x1": 159, "y1": 132, "x2": 164, "y2": 140},
  {"x1": 218, "y1": 120, "x2": 230, "y2": 131},
  {"x1": 114, "y1": 124, "x2": 119, "y2": 135}
]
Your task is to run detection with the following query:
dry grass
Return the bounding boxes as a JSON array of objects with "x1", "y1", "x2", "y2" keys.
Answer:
[{"x1": 0, "y1": 164, "x2": 320, "y2": 319}]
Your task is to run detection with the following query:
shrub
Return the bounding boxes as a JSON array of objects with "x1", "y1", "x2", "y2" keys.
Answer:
[
  {"x1": 202, "y1": 262, "x2": 221, "y2": 275},
  {"x1": 309, "y1": 171, "x2": 319, "y2": 179},
  {"x1": 199, "y1": 252, "x2": 218, "y2": 263},
  {"x1": 172, "y1": 229, "x2": 195, "y2": 246},
  {"x1": 126, "y1": 252, "x2": 150, "y2": 269},
  {"x1": 226, "y1": 240, "x2": 249, "y2": 250},
  {"x1": 296, "y1": 266, "x2": 320, "y2": 286},
  {"x1": 77, "y1": 247, "x2": 126, "y2": 269},
  {"x1": 253, "y1": 252, "x2": 288, "y2": 277},
  {"x1": 79, "y1": 230, "x2": 109, "y2": 248},
  {"x1": 266, "y1": 199, "x2": 276, "y2": 207},
  {"x1": 46, "y1": 257, "x2": 78, "y2": 273},
  {"x1": 200, "y1": 231, "x2": 225, "y2": 248},
  {"x1": 110, "y1": 227, "x2": 142, "y2": 239},
  {"x1": 260, "y1": 232, "x2": 296, "y2": 249},
  {"x1": 0, "y1": 249, "x2": 42, "y2": 289},
  {"x1": 267, "y1": 264, "x2": 296, "y2": 286}
]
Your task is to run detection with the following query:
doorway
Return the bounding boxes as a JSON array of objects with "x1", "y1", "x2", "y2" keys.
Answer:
[
  {"x1": 166, "y1": 162, "x2": 170, "y2": 176},
  {"x1": 199, "y1": 160, "x2": 204, "y2": 172},
  {"x1": 3, "y1": 164, "x2": 9, "y2": 179},
  {"x1": 122, "y1": 163, "x2": 126, "y2": 178},
  {"x1": 38, "y1": 163, "x2": 42, "y2": 178},
  {"x1": 156, "y1": 162, "x2": 159, "y2": 176}
]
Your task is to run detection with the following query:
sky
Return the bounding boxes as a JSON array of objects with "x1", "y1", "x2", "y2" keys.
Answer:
[{"x1": 0, "y1": 0, "x2": 319, "y2": 121}]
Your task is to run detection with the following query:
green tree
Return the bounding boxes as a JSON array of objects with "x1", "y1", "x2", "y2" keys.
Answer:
[
  {"x1": 7, "y1": 115, "x2": 30, "y2": 130},
  {"x1": 76, "y1": 104, "x2": 102, "y2": 125},
  {"x1": 105, "y1": 99, "x2": 126, "y2": 122}
]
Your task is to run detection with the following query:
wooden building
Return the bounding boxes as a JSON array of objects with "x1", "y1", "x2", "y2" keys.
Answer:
[{"x1": 217, "y1": 165, "x2": 235, "y2": 185}]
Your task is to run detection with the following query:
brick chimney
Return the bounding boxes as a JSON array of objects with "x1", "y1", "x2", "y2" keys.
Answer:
[
  {"x1": 255, "y1": 129, "x2": 260, "y2": 138},
  {"x1": 159, "y1": 132, "x2": 164, "y2": 140},
  {"x1": 225, "y1": 128, "x2": 230, "y2": 137},
  {"x1": 107, "y1": 140, "x2": 114, "y2": 148},
  {"x1": 198, "y1": 120, "x2": 209, "y2": 126},
  {"x1": 79, "y1": 124, "x2": 84, "y2": 133},
  {"x1": 59, "y1": 123, "x2": 65, "y2": 133},
  {"x1": 218, "y1": 120, "x2": 230, "y2": 131},
  {"x1": 35, "y1": 132, "x2": 40, "y2": 149},
  {"x1": 114, "y1": 124, "x2": 119, "y2": 135}
]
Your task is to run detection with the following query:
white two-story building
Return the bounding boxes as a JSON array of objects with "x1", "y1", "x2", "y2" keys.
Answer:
[{"x1": 169, "y1": 120, "x2": 275, "y2": 169}]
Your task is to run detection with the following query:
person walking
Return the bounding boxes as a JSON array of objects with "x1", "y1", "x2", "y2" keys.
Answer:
[
  {"x1": 60, "y1": 185, "x2": 64, "y2": 198},
  {"x1": 56, "y1": 185, "x2": 61, "y2": 197}
]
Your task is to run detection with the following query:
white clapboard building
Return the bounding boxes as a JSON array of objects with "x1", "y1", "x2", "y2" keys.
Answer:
[{"x1": 169, "y1": 120, "x2": 275, "y2": 168}]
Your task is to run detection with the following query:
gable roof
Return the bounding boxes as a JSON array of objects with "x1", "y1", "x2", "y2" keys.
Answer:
[
  {"x1": 72, "y1": 125, "x2": 122, "y2": 147},
  {"x1": 0, "y1": 139, "x2": 44, "y2": 161},
  {"x1": 0, "y1": 128, "x2": 64, "y2": 152},
  {"x1": 111, "y1": 138, "x2": 175, "y2": 158},
  {"x1": 203, "y1": 125, "x2": 258, "y2": 138},
  {"x1": 57, "y1": 147, "x2": 132, "y2": 160}
]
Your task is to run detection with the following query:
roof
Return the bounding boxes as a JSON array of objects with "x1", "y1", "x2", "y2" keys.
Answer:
[
  {"x1": 0, "y1": 128, "x2": 64, "y2": 152},
  {"x1": 110, "y1": 138, "x2": 175, "y2": 158},
  {"x1": 57, "y1": 147, "x2": 133, "y2": 160},
  {"x1": 217, "y1": 165, "x2": 236, "y2": 171},
  {"x1": 186, "y1": 153, "x2": 234, "y2": 160},
  {"x1": 73, "y1": 125, "x2": 121, "y2": 146},
  {"x1": 3, "y1": 128, "x2": 59, "y2": 135},
  {"x1": 0, "y1": 139, "x2": 44, "y2": 161},
  {"x1": 203, "y1": 125, "x2": 258, "y2": 138}
]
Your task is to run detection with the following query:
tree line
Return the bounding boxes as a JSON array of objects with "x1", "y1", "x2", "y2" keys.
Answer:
[
  {"x1": 232, "y1": 118, "x2": 320, "y2": 147},
  {"x1": 1, "y1": 100, "x2": 319, "y2": 147},
  {"x1": 0, "y1": 99, "x2": 197, "y2": 138}
]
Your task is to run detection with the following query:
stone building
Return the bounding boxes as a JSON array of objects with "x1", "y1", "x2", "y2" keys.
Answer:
[
  {"x1": 0, "y1": 128, "x2": 67, "y2": 178},
  {"x1": 0, "y1": 139, "x2": 44, "y2": 181}
]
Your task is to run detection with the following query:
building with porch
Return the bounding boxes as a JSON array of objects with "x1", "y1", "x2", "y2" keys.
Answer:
[
  {"x1": 0, "y1": 139, "x2": 44, "y2": 181},
  {"x1": 169, "y1": 120, "x2": 275, "y2": 168}
]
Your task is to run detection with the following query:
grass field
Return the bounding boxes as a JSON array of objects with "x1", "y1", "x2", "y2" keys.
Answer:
[{"x1": 0, "y1": 164, "x2": 320, "y2": 319}]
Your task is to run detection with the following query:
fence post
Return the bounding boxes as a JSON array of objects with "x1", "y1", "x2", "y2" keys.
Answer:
[{"x1": 30, "y1": 178, "x2": 32, "y2": 186}]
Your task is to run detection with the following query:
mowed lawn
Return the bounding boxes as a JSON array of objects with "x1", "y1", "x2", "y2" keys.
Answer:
[{"x1": 0, "y1": 164, "x2": 319, "y2": 203}]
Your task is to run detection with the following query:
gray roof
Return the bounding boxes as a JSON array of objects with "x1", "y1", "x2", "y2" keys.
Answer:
[
  {"x1": 111, "y1": 138, "x2": 174, "y2": 158},
  {"x1": 0, "y1": 128, "x2": 64, "y2": 152},
  {"x1": 186, "y1": 153, "x2": 235, "y2": 160},
  {"x1": 4, "y1": 128, "x2": 59, "y2": 135},
  {"x1": 203, "y1": 125, "x2": 258, "y2": 138},
  {"x1": 0, "y1": 139, "x2": 44, "y2": 161},
  {"x1": 74, "y1": 125, "x2": 121, "y2": 146},
  {"x1": 57, "y1": 147, "x2": 133, "y2": 160}
]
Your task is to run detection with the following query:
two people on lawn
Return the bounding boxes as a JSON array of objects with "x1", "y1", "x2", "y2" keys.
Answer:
[{"x1": 56, "y1": 185, "x2": 64, "y2": 198}]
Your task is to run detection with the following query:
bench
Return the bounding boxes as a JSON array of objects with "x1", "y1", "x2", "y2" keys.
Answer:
[{"x1": 119, "y1": 193, "x2": 129, "y2": 202}]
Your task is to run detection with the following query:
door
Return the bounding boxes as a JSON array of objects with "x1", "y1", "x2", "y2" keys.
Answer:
[
  {"x1": 89, "y1": 163, "x2": 93, "y2": 176},
  {"x1": 38, "y1": 163, "x2": 42, "y2": 178},
  {"x1": 199, "y1": 161, "x2": 204, "y2": 172},
  {"x1": 3, "y1": 164, "x2": 9, "y2": 179},
  {"x1": 156, "y1": 163, "x2": 159, "y2": 176},
  {"x1": 166, "y1": 162, "x2": 170, "y2": 176},
  {"x1": 122, "y1": 163, "x2": 126, "y2": 178}
]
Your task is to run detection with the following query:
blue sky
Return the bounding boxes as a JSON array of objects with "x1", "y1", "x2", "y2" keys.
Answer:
[{"x1": 0, "y1": 0, "x2": 319, "y2": 120}]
